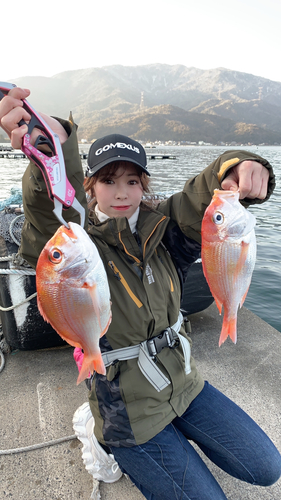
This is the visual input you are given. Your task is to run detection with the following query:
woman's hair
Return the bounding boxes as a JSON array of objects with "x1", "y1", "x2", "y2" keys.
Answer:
[{"x1": 83, "y1": 160, "x2": 151, "y2": 210}]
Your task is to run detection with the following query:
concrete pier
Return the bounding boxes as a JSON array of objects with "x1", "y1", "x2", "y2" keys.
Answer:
[{"x1": 0, "y1": 303, "x2": 280, "y2": 500}]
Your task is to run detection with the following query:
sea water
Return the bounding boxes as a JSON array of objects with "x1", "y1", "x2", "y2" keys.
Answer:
[{"x1": 1, "y1": 144, "x2": 280, "y2": 332}]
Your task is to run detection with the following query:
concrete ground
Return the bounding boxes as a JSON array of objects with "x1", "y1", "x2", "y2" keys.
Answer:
[{"x1": 0, "y1": 303, "x2": 280, "y2": 500}]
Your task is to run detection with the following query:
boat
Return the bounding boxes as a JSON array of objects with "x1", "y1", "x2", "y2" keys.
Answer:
[
  {"x1": 0, "y1": 150, "x2": 26, "y2": 159},
  {"x1": 148, "y1": 154, "x2": 177, "y2": 160},
  {"x1": 0, "y1": 204, "x2": 213, "y2": 352}
]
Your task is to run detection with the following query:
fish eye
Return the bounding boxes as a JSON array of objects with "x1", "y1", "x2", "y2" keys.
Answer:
[
  {"x1": 213, "y1": 212, "x2": 224, "y2": 225},
  {"x1": 49, "y1": 248, "x2": 63, "y2": 264}
]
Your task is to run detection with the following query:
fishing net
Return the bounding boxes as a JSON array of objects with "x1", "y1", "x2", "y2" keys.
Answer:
[
  {"x1": 0, "y1": 188, "x2": 24, "y2": 246},
  {"x1": 0, "y1": 210, "x2": 25, "y2": 246}
]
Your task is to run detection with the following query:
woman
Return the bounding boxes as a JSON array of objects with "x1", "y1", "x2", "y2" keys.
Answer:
[{"x1": 1, "y1": 87, "x2": 280, "y2": 500}]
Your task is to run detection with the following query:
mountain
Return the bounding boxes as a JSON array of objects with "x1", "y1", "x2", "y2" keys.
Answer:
[
  {"x1": 10, "y1": 64, "x2": 281, "y2": 144},
  {"x1": 79, "y1": 104, "x2": 281, "y2": 144}
]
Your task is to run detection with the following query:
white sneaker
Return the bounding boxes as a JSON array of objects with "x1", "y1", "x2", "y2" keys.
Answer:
[{"x1": 73, "y1": 402, "x2": 122, "y2": 483}]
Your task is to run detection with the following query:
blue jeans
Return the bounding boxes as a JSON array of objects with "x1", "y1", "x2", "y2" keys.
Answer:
[{"x1": 111, "y1": 382, "x2": 281, "y2": 500}]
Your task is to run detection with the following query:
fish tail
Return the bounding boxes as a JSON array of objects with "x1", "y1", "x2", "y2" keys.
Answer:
[
  {"x1": 76, "y1": 351, "x2": 106, "y2": 385},
  {"x1": 219, "y1": 316, "x2": 237, "y2": 346}
]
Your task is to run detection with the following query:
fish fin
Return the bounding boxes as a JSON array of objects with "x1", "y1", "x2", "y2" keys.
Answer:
[
  {"x1": 60, "y1": 337, "x2": 83, "y2": 349},
  {"x1": 235, "y1": 241, "x2": 251, "y2": 307},
  {"x1": 201, "y1": 264, "x2": 223, "y2": 315},
  {"x1": 37, "y1": 295, "x2": 83, "y2": 349},
  {"x1": 240, "y1": 285, "x2": 250, "y2": 308},
  {"x1": 234, "y1": 241, "x2": 249, "y2": 281},
  {"x1": 82, "y1": 281, "x2": 104, "y2": 331},
  {"x1": 52, "y1": 330, "x2": 83, "y2": 349},
  {"x1": 100, "y1": 312, "x2": 112, "y2": 338},
  {"x1": 219, "y1": 317, "x2": 237, "y2": 347},
  {"x1": 214, "y1": 297, "x2": 223, "y2": 315},
  {"x1": 82, "y1": 282, "x2": 111, "y2": 339},
  {"x1": 37, "y1": 295, "x2": 50, "y2": 324},
  {"x1": 76, "y1": 351, "x2": 106, "y2": 385}
]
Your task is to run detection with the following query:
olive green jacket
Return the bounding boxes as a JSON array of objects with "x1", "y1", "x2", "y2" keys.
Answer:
[{"x1": 20, "y1": 118, "x2": 275, "y2": 447}]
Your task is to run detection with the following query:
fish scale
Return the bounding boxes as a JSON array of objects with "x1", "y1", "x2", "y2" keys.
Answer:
[
  {"x1": 36, "y1": 222, "x2": 112, "y2": 384},
  {"x1": 201, "y1": 189, "x2": 256, "y2": 346}
]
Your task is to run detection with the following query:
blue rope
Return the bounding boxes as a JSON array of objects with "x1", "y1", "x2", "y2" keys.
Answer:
[{"x1": 0, "y1": 187, "x2": 23, "y2": 211}]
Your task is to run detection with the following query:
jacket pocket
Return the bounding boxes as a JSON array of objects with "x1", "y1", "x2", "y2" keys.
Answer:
[{"x1": 108, "y1": 261, "x2": 143, "y2": 308}]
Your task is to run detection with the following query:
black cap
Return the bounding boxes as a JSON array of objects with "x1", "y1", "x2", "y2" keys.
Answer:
[{"x1": 86, "y1": 134, "x2": 150, "y2": 177}]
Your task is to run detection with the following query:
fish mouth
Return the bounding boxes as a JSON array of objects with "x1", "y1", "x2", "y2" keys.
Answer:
[
  {"x1": 62, "y1": 256, "x2": 93, "y2": 275},
  {"x1": 66, "y1": 258, "x2": 87, "y2": 269},
  {"x1": 215, "y1": 189, "x2": 239, "y2": 201},
  {"x1": 227, "y1": 211, "x2": 256, "y2": 238}
]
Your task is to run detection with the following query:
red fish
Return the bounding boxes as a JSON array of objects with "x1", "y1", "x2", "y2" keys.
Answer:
[
  {"x1": 201, "y1": 189, "x2": 256, "y2": 346},
  {"x1": 36, "y1": 222, "x2": 111, "y2": 384}
]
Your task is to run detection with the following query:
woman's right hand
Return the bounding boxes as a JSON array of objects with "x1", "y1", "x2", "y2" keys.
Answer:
[{"x1": 0, "y1": 87, "x2": 68, "y2": 149}]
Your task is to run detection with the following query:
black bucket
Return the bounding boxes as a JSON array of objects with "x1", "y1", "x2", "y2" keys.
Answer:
[
  {"x1": 0, "y1": 232, "x2": 66, "y2": 351},
  {"x1": 180, "y1": 259, "x2": 214, "y2": 315}
]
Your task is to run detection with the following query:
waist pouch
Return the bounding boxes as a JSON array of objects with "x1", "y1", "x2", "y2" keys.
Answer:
[{"x1": 102, "y1": 312, "x2": 191, "y2": 392}]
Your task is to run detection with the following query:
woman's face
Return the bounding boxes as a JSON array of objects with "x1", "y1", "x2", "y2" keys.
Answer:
[{"x1": 94, "y1": 163, "x2": 144, "y2": 219}]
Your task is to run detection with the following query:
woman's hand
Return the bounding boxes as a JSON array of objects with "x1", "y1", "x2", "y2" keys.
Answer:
[
  {"x1": 221, "y1": 160, "x2": 269, "y2": 200},
  {"x1": 0, "y1": 87, "x2": 68, "y2": 149}
]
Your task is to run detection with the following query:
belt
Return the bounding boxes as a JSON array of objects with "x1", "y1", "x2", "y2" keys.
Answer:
[{"x1": 102, "y1": 312, "x2": 191, "y2": 392}]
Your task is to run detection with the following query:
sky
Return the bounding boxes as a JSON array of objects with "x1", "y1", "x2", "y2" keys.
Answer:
[{"x1": 1, "y1": 0, "x2": 280, "y2": 83}]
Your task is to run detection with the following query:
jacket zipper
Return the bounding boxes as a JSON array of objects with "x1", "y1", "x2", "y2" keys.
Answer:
[
  {"x1": 118, "y1": 233, "x2": 141, "y2": 264},
  {"x1": 108, "y1": 261, "x2": 143, "y2": 308},
  {"x1": 143, "y1": 216, "x2": 166, "y2": 258}
]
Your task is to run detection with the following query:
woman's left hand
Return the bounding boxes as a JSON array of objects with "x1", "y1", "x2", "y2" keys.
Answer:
[{"x1": 221, "y1": 160, "x2": 269, "y2": 200}]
